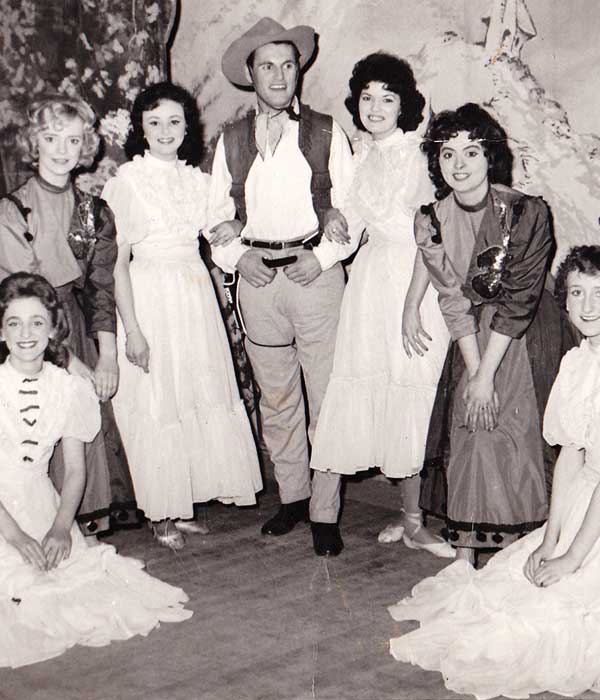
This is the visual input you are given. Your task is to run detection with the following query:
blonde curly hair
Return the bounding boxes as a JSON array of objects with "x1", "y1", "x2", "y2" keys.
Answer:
[{"x1": 18, "y1": 95, "x2": 100, "y2": 168}]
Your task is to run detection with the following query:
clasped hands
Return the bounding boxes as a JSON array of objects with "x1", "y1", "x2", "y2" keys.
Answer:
[
  {"x1": 523, "y1": 540, "x2": 578, "y2": 587},
  {"x1": 7, "y1": 523, "x2": 72, "y2": 571},
  {"x1": 463, "y1": 370, "x2": 499, "y2": 432},
  {"x1": 68, "y1": 354, "x2": 119, "y2": 400}
]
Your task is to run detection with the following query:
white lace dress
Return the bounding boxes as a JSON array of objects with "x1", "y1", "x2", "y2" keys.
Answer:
[
  {"x1": 0, "y1": 360, "x2": 191, "y2": 668},
  {"x1": 311, "y1": 129, "x2": 449, "y2": 477},
  {"x1": 389, "y1": 340, "x2": 600, "y2": 699},
  {"x1": 102, "y1": 154, "x2": 262, "y2": 521}
]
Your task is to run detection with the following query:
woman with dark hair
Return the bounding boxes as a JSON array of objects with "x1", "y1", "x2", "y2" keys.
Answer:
[
  {"x1": 102, "y1": 82, "x2": 261, "y2": 549},
  {"x1": 310, "y1": 53, "x2": 453, "y2": 558},
  {"x1": 389, "y1": 246, "x2": 600, "y2": 699},
  {"x1": 0, "y1": 94, "x2": 137, "y2": 536},
  {"x1": 0, "y1": 272, "x2": 191, "y2": 668},
  {"x1": 413, "y1": 103, "x2": 576, "y2": 565}
]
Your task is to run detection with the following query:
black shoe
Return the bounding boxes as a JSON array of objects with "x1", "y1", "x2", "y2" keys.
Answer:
[
  {"x1": 311, "y1": 522, "x2": 343, "y2": 556},
  {"x1": 261, "y1": 499, "x2": 310, "y2": 536}
]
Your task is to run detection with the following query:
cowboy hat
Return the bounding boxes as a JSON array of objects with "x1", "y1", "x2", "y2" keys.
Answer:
[{"x1": 222, "y1": 17, "x2": 316, "y2": 87}]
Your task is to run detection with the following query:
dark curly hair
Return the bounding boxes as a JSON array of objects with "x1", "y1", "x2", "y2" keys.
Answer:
[
  {"x1": 554, "y1": 245, "x2": 600, "y2": 311},
  {"x1": 124, "y1": 82, "x2": 203, "y2": 167},
  {"x1": 345, "y1": 52, "x2": 425, "y2": 133},
  {"x1": 0, "y1": 272, "x2": 70, "y2": 367},
  {"x1": 421, "y1": 103, "x2": 513, "y2": 200}
]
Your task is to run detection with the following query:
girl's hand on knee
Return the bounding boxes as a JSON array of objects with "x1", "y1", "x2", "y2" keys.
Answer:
[
  {"x1": 524, "y1": 541, "x2": 554, "y2": 583},
  {"x1": 42, "y1": 525, "x2": 73, "y2": 569},
  {"x1": 125, "y1": 327, "x2": 150, "y2": 373},
  {"x1": 532, "y1": 552, "x2": 578, "y2": 588},
  {"x1": 6, "y1": 527, "x2": 47, "y2": 571}
]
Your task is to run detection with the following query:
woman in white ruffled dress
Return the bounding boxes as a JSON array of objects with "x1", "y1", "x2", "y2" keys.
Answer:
[
  {"x1": 102, "y1": 83, "x2": 262, "y2": 549},
  {"x1": 310, "y1": 54, "x2": 452, "y2": 556},
  {"x1": 390, "y1": 246, "x2": 600, "y2": 700},
  {"x1": 0, "y1": 272, "x2": 191, "y2": 668}
]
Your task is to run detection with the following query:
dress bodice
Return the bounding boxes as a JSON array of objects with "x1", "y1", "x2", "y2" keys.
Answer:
[
  {"x1": 543, "y1": 340, "x2": 600, "y2": 477},
  {"x1": 0, "y1": 361, "x2": 100, "y2": 491},
  {"x1": 349, "y1": 129, "x2": 433, "y2": 246},
  {"x1": 101, "y1": 153, "x2": 210, "y2": 263}
]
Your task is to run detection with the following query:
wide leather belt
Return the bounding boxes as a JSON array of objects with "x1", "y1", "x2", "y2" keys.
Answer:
[{"x1": 240, "y1": 231, "x2": 322, "y2": 250}]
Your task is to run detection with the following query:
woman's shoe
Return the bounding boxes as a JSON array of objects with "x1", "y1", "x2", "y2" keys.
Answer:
[
  {"x1": 401, "y1": 511, "x2": 456, "y2": 559},
  {"x1": 377, "y1": 522, "x2": 405, "y2": 544},
  {"x1": 151, "y1": 520, "x2": 185, "y2": 550},
  {"x1": 174, "y1": 519, "x2": 210, "y2": 535}
]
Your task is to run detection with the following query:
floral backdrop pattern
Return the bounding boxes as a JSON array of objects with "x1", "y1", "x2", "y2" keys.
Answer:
[{"x1": 0, "y1": 0, "x2": 175, "y2": 195}]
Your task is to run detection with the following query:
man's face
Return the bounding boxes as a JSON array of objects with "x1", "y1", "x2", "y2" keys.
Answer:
[{"x1": 247, "y1": 42, "x2": 299, "y2": 114}]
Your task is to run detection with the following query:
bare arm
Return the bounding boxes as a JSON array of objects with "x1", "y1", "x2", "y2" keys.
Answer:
[
  {"x1": 402, "y1": 250, "x2": 433, "y2": 358},
  {"x1": 114, "y1": 242, "x2": 149, "y2": 373},
  {"x1": 42, "y1": 436, "x2": 86, "y2": 569},
  {"x1": 93, "y1": 330, "x2": 119, "y2": 401}
]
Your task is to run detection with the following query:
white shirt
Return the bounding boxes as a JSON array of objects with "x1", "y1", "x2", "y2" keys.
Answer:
[{"x1": 207, "y1": 111, "x2": 357, "y2": 273}]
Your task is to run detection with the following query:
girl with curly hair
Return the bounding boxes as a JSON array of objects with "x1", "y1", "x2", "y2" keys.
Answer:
[
  {"x1": 0, "y1": 95, "x2": 137, "y2": 536},
  {"x1": 102, "y1": 82, "x2": 262, "y2": 549},
  {"x1": 411, "y1": 103, "x2": 577, "y2": 565},
  {"x1": 310, "y1": 53, "x2": 453, "y2": 558}
]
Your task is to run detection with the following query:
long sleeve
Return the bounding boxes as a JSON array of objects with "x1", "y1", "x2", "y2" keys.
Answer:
[
  {"x1": 415, "y1": 207, "x2": 478, "y2": 341},
  {"x1": 489, "y1": 196, "x2": 553, "y2": 339},
  {"x1": 206, "y1": 135, "x2": 246, "y2": 274},
  {"x1": 311, "y1": 121, "x2": 360, "y2": 271},
  {"x1": 81, "y1": 197, "x2": 118, "y2": 336}
]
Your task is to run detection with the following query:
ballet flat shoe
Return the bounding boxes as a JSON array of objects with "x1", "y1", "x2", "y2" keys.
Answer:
[
  {"x1": 402, "y1": 532, "x2": 456, "y2": 559},
  {"x1": 174, "y1": 519, "x2": 210, "y2": 535},
  {"x1": 151, "y1": 522, "x2": 186, "y2": 551},
  {"x1": 378, "y1": 523, "x2": 405, "y2": 544}
]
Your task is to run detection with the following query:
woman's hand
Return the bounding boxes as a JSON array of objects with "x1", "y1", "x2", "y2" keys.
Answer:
[
  {"x1": 42, "y1": 525, "x2": 72, "y2": 569},
  {"x1": 125, "y1": 326, "x2": 150, "y2": 373},
  {"x1": 5, "y1": 526, "x2": 47, "y2": 571},
  {"x1": 402, "y1": 304, "x2": 432, "y2": 358},
  {"x1": 532, "y1": 552, "x2": 579, "y2": 588},
  {"x1": 67, "y1": 354, "x2": 95, "y2": 383},
  {"x1": 523, "y1": 539, "x2": 556, "y2": 583},
  {"x1": 207, "y1": 220, "x2": 243, "y2": 247},
  {"x1": 323, "y1": 208, "x2": 350, "y2": 244},
  {"x1": 463, "y1": 370, "x2": 498, "y2": 432},
  {"x1": 94, "y1": 354, "x2": 119, "y2": 401}
]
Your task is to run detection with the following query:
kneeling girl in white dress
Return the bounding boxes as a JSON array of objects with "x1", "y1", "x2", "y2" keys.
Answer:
[{"x1": 0, "y1": 272, "x2": 191, "y2": 669}]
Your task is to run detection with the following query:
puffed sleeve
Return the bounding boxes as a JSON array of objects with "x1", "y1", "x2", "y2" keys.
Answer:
[
  {"x1": 62, "y1": 374, "x2": 101, "y2": 443},
  {"x1": 415, "y1": 206, "x2": 478, "y2": 341},
  {"x1": 101, "y1": 168, "x2": 147, "y2": 246},
  {"x1": 543, "y1": 346, "x2": 585, "y2": 448},
  {"x1": 81, "y1": 197, "x2": 117, "y2": 336},
  {"x1": 0, "y1": 195, "x2": 36, "y2": 283},
  {"x1": 489, "y1": 196, "x2": 554, "y2": 339}
]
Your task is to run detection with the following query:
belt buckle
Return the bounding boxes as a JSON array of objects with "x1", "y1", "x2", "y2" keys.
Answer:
[{"x1": 272, "y1": 241, "x2": 284, "y2": 250}]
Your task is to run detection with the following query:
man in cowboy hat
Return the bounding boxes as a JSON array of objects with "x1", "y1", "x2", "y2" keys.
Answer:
[{"x1": 207, "y1": 17, "x2": 360, "y2": 557}]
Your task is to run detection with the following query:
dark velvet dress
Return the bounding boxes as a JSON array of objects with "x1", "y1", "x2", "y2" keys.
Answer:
[
  {"x1": 417, "y1": 184, "x2": 578, "y2": 549},
  {"x1": 0, "y1": 175, "x2": 137, "y2": 534}
]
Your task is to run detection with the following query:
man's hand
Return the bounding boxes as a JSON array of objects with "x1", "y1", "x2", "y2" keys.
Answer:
[
  {"x1": 283, "y1": 250, "x2": 323, "y2": 286},
  {"x1": 207, "y1": 220, "x2": 243, "y2": 247},
  {"x1": 323, "y1": 208, "x2": 350, "y2": 244},
  {"x1": 237, "y1": 250, "x2": 277, "y2": 287}
]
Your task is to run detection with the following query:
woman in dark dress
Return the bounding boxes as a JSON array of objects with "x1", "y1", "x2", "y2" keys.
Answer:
[
  {"x1": 416, "y1": 103, "x2": 577, "y2": 565},
  {"x1": 0, "y1": 95, "x2": 137, "y2": 535}
]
